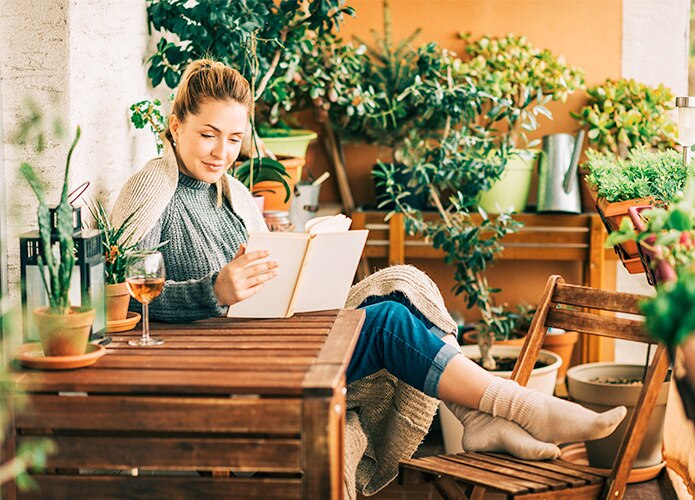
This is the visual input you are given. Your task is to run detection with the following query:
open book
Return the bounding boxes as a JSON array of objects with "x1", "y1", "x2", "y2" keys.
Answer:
[{"x1": 227, "y1": 214, "x2": 369, "y2": 318}]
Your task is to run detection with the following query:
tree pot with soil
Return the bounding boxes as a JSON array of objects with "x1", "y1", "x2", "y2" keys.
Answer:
[
  {"x1": 566, "y1": 362, "x2": 670, "y2": 468},
  {"x1": 439, "y1": 345, "x2": 562, "y2": 454}
]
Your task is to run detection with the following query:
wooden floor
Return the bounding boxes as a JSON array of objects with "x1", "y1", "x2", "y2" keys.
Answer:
[{"x1": 358, "y1": 412, "x2": 684, "y2": 500}]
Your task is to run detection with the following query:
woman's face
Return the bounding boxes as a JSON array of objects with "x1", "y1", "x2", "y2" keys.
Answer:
[{"x1": 169, "y1": 99, "x2": 248, "y2": 184}]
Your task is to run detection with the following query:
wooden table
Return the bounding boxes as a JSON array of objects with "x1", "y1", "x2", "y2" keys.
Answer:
[{"x1": 5, "y1": 310, "x2": 364, "y2": 500}]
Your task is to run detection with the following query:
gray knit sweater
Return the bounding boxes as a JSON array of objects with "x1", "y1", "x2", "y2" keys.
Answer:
[{"x1": 130, "y1": 172, "x2": 250, "y2": 322}]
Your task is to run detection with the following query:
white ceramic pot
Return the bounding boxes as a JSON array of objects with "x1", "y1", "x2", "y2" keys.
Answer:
[
  {"x1": 440, "y1": 345, "x2": 562, "y2": 454},
  {"x1": 566, "y1": 362, "x2": 670, "y2": 468}
]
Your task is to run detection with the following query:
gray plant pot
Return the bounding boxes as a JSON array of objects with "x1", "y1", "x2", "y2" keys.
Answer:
[{"x1": 566, "y1": 362, "x2": 670, "y2": 469}]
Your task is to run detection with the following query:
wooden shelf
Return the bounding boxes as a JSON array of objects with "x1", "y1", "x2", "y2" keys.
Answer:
[{"x1": 351, "y1": 210, "x2": 616, "y2": 363}]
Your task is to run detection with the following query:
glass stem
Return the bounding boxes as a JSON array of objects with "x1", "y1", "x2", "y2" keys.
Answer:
[{"x1": 142, "y1": 302, "x2": 150, "y2": 341}]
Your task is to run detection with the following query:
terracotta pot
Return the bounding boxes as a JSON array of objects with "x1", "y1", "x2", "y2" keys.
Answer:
[
  {"x1": 541, "y1": 330, "x2": 579, "y2": 382},
  {"x1": 106, "y1": 282, "x2": 130, "y2": 322},
  {"x1": 591, "y1": 187, "x2": 654, "y2": 274},
  {"x1": 253, "y1": 156, "x2": 304, "y2": 212},
  {"x1": 578, "y1": 167, "x2": 596, "y2": 213},
  {"x1": 567, "y1": 362, "x2": 670, "y2": 468},
  {"x1": 462, "y1": 330, "x2": 526, "y2": 346},
  {"x1": 33, "y1": 306, "x2": 95, "y2": 356}
]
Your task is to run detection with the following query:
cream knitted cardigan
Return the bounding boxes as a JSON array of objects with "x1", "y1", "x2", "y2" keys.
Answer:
[
  {"x1": 111, "y1": 143, "x2": 458, "y2": 498},
  {"x1": 111, "y1": 139, "x2": 268, "y2": 243}
]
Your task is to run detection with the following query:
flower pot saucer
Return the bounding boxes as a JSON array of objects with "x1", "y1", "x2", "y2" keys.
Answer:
[
  {"x1": 106, "y1": 311, "x2": 141, "y2": 333},
  {"x1": 559, "y1": 442, "x2": 665, "y2": 484},
  {"x1": 15, "y1": 342, "x2": 106, "y2": 370}
]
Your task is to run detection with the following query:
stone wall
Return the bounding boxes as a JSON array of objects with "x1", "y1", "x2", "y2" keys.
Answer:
[{"x1": 0, "y1": 0, "x2": 154, "y2": 301}]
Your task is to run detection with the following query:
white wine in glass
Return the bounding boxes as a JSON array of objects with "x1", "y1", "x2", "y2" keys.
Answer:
[{"x1": 125, "y1": 250, "x2": 165, "y2": 346}]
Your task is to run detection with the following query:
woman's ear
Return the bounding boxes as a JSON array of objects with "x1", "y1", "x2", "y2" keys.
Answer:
[{"x1": 169, "y1": 114, "x2": 181, "y2": 143}]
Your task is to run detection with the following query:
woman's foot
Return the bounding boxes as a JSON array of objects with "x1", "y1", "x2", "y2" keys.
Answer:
[
  {"x1": 445, "y1": 402, "x2": 561, "y2": 460},
  {"x1": 478, "y1": 377, "x2": 627, "y2": 445}
]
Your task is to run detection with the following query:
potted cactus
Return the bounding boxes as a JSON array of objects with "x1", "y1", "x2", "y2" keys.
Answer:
[{"x1": 20, "y1": 126, "x2": 95, "y2": 357}]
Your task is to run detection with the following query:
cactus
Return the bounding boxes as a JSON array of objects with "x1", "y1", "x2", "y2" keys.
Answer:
[{"x1": 20, "y1": 127, "x2": 81, "y2": 315}]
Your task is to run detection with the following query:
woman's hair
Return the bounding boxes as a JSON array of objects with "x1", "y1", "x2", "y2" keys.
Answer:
[
  {"x1": 170, "y1": 58, "x2": 252, "y2": 124},
  {"x1": 165, "y1": 58, "x2": 252, "y2": 205}
]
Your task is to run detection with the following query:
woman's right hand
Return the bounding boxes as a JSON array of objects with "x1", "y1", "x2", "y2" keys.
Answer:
[{"x1": 214, "y1": 245, "x2": 278, "y2": 305}]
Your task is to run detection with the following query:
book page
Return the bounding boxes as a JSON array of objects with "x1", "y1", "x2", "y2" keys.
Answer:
[
  {"x1": 293, "y1": 230, "x2": 368, "y2": 313},
  {"x1": 226, "y1": 232, "x2": 310, "y2": 318},
  {"x1": 305, "y1": 214, "x2": 351, "y2": 234}
]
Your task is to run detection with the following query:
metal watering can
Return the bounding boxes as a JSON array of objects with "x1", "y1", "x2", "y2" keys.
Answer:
[{"x1": 537, "y1": 131, "x2": 585, "y2": 213}]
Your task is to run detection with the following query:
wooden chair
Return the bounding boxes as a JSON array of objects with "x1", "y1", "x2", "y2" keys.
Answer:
[{"x1": 398, "y1": 275, "x2": 671, "y2": 499}]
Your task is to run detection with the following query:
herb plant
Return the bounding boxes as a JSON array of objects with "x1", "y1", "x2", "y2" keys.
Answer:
[
  {"x1": 130, "y1": 99, "x2": 168, "y2": 154},
  {"x1": 572, "y1": 78, "x2": 677, "y2": 158},
  {"x1": 585, "y1": 147, "x2": 688, "y2": 203}
]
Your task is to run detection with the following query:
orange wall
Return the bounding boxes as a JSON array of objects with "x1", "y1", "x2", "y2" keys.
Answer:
[{"x1": 304, "y1": 1, "x2": 622, "y2": 318}]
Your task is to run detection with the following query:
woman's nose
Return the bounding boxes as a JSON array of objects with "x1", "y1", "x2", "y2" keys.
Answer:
[{"x1": 211, "y1": 138, "x2": 226, "y2": 158}]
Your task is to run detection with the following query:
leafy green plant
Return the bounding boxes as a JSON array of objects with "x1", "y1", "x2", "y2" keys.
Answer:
[
  {"x1": 585, "y1": 147, "x2": 688, "y2": 203},
  {"x1": 88, "y1": 201, "x2": 143, "y2": 285},
  {"x1": 461, "y1": 33, "x2": 585, "y2": 149},
  {"x1": 572, "y1": 78, "x2": 677, "y2": 158},
  {"x1": 19, "y1": 127, "x2": 81, "y2": 315},
  {"x1": 130, "y1": 99, "x2": 168, "y2": 154},
  {"x1": 642, "y1": 270, "x2": 695, "y2": 349}
]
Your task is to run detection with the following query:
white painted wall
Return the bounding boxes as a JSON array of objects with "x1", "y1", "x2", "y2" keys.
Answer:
[
  {"x1": 616, "y1": 0, "x2": 691, "y2": 363},
  {"x1": 0, "y1": 0, "x2": 154, "y2": 303}
]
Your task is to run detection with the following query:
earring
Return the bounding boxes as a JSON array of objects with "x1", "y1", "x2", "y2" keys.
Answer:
[{"x1": 172, "y1": 139, "x2": 177, "y2": 147}]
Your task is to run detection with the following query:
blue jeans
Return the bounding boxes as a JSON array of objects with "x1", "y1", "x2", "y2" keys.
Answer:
[{"x1": 346, "y1": 292, "x2": 461, "y2": 398}]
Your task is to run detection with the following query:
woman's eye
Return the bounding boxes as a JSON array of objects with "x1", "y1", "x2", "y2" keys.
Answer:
[
  {"x1": 228, "y1": 138, "x2": 241, "y2": 144},
  {"x1": 201, "y1": 133, "x2": 215, "y2": 139}
]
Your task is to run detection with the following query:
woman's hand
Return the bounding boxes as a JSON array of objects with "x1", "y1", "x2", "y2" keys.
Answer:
[{"x1": 214, "y1": 245, "x2": 278, "y2": 305}]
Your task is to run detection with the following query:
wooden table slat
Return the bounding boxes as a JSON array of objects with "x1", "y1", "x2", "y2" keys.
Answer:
[
  {"x1": 98, "y1": 355, "x2": 314, "y2": 371},
  {"x1": 21, "y1": 436, "x2": 301, "y2": 472},
  {"x1": 17, "y1": 395, "x2": 302, "y2": 433},
  {"x1": 20, "y1": 476, "x2": 303, "y2": 500}
]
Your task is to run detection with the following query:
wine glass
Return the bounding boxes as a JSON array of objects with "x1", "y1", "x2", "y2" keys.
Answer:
[{"x1": 125, "y1": 250, "x2": 165, "y2": 346}]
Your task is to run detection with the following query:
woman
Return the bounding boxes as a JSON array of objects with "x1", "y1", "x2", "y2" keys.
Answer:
[{"x1": 112, "y1": 59, "x2": 626, "y2": 495}]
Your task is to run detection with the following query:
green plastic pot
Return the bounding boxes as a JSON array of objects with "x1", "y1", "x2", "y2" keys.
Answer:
[
  {"x1": 478, "y1": 150, "x2": 537, "y2": 214},
  {"x1": 260, "y1": 129, "x2": 318, "y2": 159}
]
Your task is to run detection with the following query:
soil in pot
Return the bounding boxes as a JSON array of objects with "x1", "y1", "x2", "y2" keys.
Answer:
[{"x1": 473, "y1": 356, "x2": 548, "y2": 372}]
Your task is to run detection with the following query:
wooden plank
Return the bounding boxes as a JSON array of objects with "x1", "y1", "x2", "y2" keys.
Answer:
[
  {"x1": 118, "y1": 330, "x2": 331, "y2": 337},
  {"x1": 23, "y1": 436, "x2": 301, "y2": 472},
  {"x1": 603, "y1": 345, "x2": 670, "y2": 499},
  {"x1": 16, "y1": 395, "x2": 302, "y2": 434},
  {"x1": 545, "y1": 309, "x2": 650, "y2": 343},
  {"x1": 389, "y1": 213, "x2": 405, "y2": 265},
  {"x1": 487, "y1": 454, "x2": 607, "y2": 482},
  {"x1": 97, "y1": 355, "x2": 314, "y2": 371},
  {"x1": 400, "y1": 456, "x2": 532, "y2": 494},
  {"x1": 515, "y1": 483, "x2": 603, "y2": 499},
  {"x1": 449, "y1": 453, "x2": 586, "y2": 490},
  {"x1": 465, "y1": 453, "x2": 587, "y2": 487},
  {"x1": 14, "y1": 369, "x2": 308, "y2": 395},
  {"x1": 20, "y1": 475, "x2": 302, "y2": 500},
  {"x1": 443, "y1": 454, "x2": 566, "y2": 490},
  {"x1": 432, "y1": 476, "x2": 469, "y2": 500},
  {"x1": 313, "y1": 309, "x2": 364, "y2": 367},
  {"x1": 553, "y1": 283, "x2": 643, "y2": 315},
  {"x1": 107, "y1": 339, "x2": 326, "y2": 349},
  {"x1": 101, "y1": 348, "x2": 321, "y2": 358},
  {"x1": 302, "y1": 397, "x2": 337, "y2": 499}
]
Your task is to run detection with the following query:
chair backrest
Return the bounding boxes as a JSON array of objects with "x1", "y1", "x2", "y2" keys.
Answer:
[
  {"x1": 510, "y1": 275, "x2": 654, "y2": 386},
  {"x1": 509, "y1": 275, "x2": 670, "y2": 499}
]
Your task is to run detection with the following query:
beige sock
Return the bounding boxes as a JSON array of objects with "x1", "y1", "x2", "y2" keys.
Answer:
[
  {"x1": 478, "y1": 377, "x2": 627, "y2": 445},
  {"x1": 445, "y1": 402, "x2": 561, "y2": 460}
]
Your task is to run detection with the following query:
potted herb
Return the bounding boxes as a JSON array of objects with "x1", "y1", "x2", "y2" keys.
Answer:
[
  {"x1": 572, "y1": 78, "x2": 677, "y2": 159},
  {"x1": 586, "y1": 147, "x2": 689, "y2": 272},
  {"x1": 460, "y1": 33, "x2": 584, "y2": 213},
  {"x1": 19, "y1": 126, "x2": 96, "y2": 357},
  {"x1": 461, "y1": 303, "x2": 535, "y2": 346},
  {"x1": 88, "y1": 201, "x2": 142, "y2": 322}
]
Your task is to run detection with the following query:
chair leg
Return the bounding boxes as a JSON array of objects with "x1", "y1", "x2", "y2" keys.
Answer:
[
  {"x1": 432, "y1": 476, "x2": 469, "y2": 500},
  {"x1": 603, "y1": 345, "x2": 670, "y2": 499}
]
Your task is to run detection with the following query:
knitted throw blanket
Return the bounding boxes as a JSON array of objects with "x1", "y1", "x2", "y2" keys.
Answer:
[
  {"x1": 110, "y1": 139, "x2": 267, "y2": 243},
  {"x1": 343, "y1": 265, "x2": 457, "y2": 498}
]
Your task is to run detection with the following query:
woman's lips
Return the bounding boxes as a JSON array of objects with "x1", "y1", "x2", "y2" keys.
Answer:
[{"x1": 203, "y1": 161, "x2": 225, "y2": 170}]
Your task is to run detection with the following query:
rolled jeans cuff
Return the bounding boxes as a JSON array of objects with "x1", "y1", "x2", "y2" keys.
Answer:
[{"x1": 423, "y1": 342, "x2": 461, "y2": 398}]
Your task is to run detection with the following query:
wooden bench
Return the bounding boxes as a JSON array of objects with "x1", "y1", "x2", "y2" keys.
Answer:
[
  {"x1": 5, "y1": 310, "x2": 364, "y2": 500},
  {"x1": 398, "y1": 275, "x2": 671, "y2": 499}
]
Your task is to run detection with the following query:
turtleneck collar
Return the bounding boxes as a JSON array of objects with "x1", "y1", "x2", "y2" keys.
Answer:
[{"x1": 178, "y1": 171, "x2": 212, "y2": 190}]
